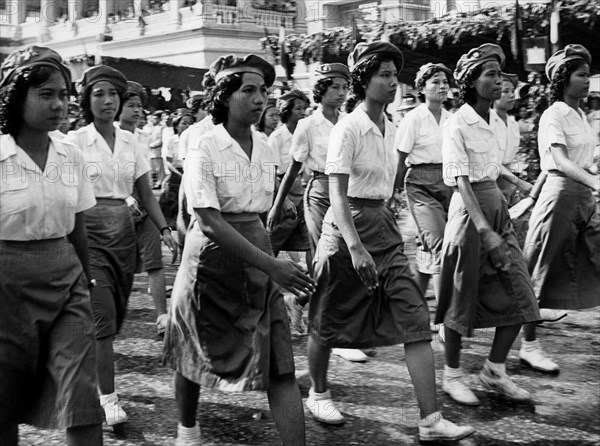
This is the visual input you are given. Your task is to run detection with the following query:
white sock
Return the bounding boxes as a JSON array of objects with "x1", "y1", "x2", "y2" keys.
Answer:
[
  {"x1": 99, "y1": 392, "x2": 118, "y2": 407},
  {"x1": 177, "y1": 423, "x2": 200, "y2": 441},
  {"x1": 521, "y1": 339, "x2": 539, "y2": 351},
  {"x1": 484, "y1": 358, "x2": 506, "y2": 375},
  {"x1": 419, "y1": 411, "x2": 442, "y2": 427},
  {"x1": 444, "y1": 365, "x2": 463, "y2": 380}
]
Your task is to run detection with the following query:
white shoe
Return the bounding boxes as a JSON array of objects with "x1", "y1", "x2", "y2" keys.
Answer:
[
  {"x1": 175, "y1": 423, "x2": 200, "y2": 446},
  {"x1": 419, "y1": 412, "x2": 475, "y2": 441},
  {"x1": 520, "y1": 339, "x2": 559, "y2": 373},
  {"x1": 284, "y1": 295, "x2": 306, "y2": 334},
  {"x1": 331, "y1": 348, "x2": 368, "y2": 362},
  {"x1": 479, "y1": 364, "x2": 531, "y2": 401},
  {"x1": 438, "y1": 324, "x2": 445, "y2": 343},
  {"x1": 442, "y1": 369, "x2": 480, "y2": 406},
  {"x1": 100, "y1": 393, "x2": 128, "y2": 426},
  {"x1": 156, "y1": 313, "x2": 169, "y2": 337},
  {"x1": 539, "y1": 308, "x2": 568, "y2": 323},
  {"x1": 305, "y1": 388, "x2": 345, "y2": 425}
]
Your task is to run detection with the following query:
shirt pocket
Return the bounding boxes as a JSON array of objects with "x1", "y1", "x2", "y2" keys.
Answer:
[
  {"x1": 60, "y1": 171, "x2": 79, "y2": 209},
  {"x1": 564, "y1": 128, "x2": 588, "y2": 151},
  {"x1": 214, "y1": 161, "x2": 243, "y2": 197},
  {"x1": 0, "y1": 177, "x2": 28, "y2": 214},
  {"x1": 463, "y1": 139, "x2": 492, "y2": 179}
]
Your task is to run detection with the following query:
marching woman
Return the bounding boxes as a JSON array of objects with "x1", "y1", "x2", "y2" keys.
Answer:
[
  {"x1": 66, "y1": 65, "x2": 177, "y2": 426},
  {"x1": 520, "y1": 45, "x2": 600, "y2": 373},
  {"x1": 307, "y1": 41, "x2": 474, "y2": 441},
  {"x1": 0, "y1": 46, "x2": 102, "y2": 445},
  {"x1": 394, "y1": 62, "x2": 454, "y2": 324},
  {"x1": 436, "y1": 44, "x2": 539, "y2": 407},
  {"x1": 257, "y1": 97, "x2": 279, "y2": 137},
  {"x1": 163, "y1": 54, "x2": 316, "y2": 446}
]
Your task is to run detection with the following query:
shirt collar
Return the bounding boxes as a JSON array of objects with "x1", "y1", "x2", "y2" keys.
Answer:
[
  {"x1": 0, "y1": 134, "x2": 18, "y2": 162},
  {"x1": 213, "y1": 124, "x2": 261, "y2": 160},
  {"x1": 354, "y1": 105, "x2": 394, "y2": 137},
  {"x1": 554, "y1": 101, "x2": 585, "y2": 119}
]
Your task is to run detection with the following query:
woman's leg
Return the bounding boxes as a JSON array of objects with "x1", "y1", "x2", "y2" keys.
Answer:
[
  {"x1": 307, "y1": 335, "x2": 330, "y2": 393},
  {"x1": 522, "y1": 322, "x2": 536, "y2": 342},
  {"x1": 443, "y1": 327, "x2": 462, "y2": 369},
  {"x1": 66, "y1": 424, "x2": 103, "y2": 446},
  {"x1": 175, "y1": 373, "x2": 200, "y2": 428},
  {"x1": 404, "y1": 341, "x2": 437, "y2": 418},
  {"x1": 96, "y1": 337, "x2": 115, "y2": 394},
  {"x1": 489, "y1": 324, "x2": 522, "y2": 363},
  {"x1": 267, "y1": 374, "x2": 306, "y2": 446}
]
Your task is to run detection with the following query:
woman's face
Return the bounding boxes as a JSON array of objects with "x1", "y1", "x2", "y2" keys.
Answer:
[
  {"x1": 564, "y1": 63, "x2": 590, "y2": 100},
  {"x1": 471, "y1": 60, "x2": 503, "y2": 102},
  {"x1": 177, "y1": 115, "x2": 193, "y2": 134},
  {"x1": 22, "y1": 70, "x2": 68, "y2": 134},
  {"x1": 263, "y1": 107, "x2": 279, "y2": 130},
  {"x1": 288, "y1": 98, "x2": 307, "y2": 125},
  {"x1": 364, "y1": 60, "x2": 398, "y2": 105},
  {"x1": 120, "y1": 95, "x2": 143, "y2": 125},
  {"x1": 321, "y1": 77, "x2": 349, "y2": 108},
  {"x1": 496, "y1": 80, "x2": 516, "y2": 111},
  {"x1": 423, "y1": 71, "x2": 450, "y2": 104},
  {"x1": 226, "y1": 72, "x2": 268, "y2": 127},
  {"x1": 90, "y1": 80, "x2": 120, "y2": 122}
]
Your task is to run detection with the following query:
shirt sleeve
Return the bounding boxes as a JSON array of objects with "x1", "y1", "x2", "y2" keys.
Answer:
[
  {"x1": 133, "y1": 135, "x2": 151, "y2": 180},
  {"x1": 325, "y1": 120, "x2": 355, "y2": 175},
  {"x1": 442, "y1": 117, "x2": 469, "y2": 186},
  {"x1": 72, "y1": 146, "x2": 97, "y2": 213},
  {"x1": 184, "y1": 140, "x2": 220, "y2": 211},
  {"x1": 179, "y1": 128, "x2": 189, "y2": 160},
  {"x1": 541, "y1": 108, "x2": 567, "y2": 149},
  {"x1": 290, "y1": 119, "x2": 311, "y2": 163},
  {"x1": 395, "y1": 113, "x2": 417, "y2": 154}
]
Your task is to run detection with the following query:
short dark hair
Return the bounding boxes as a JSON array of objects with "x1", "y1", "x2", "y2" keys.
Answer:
[
  {"x1": 0, "y1": 66, "x2": 60, "y2": 136},
  {"x1": 550, "y1": 58, "x2": 587, "y2": 105},
  {"x1": 279, "y1": 96, "x2": 309, "y2": 124},
  {"x1": 350, "y1": 55, "x2": 394, "y2": 101},
  {"x1": 205, "y1": 73, "x2": 243, "y2": 125},
  {"x1": 458, "y1": 64, "x2": 483, "y2": 106},
  {"x1": 79, "y1": 83, "x2": 125, "y2": 124},
  {"x1": 173, "y1": 112, "x2": 192, "y2": 135},
  {"x1": 312, "y1": 78, "x2": 334, "y2": 104}
]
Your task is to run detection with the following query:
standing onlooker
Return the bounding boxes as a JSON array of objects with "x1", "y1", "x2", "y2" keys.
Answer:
[
  {"x1": 436, "y1": 44, "x2": 539, "y2": 407},
  {"x1": 148, "y1": 110, "x2": 166, "y2": 188},
  {"x1": 0, "y1": 46, "x2": 102, "y2": 446},
  {"x1": 66, "y1": 65, "x2": 177, "y2": 427},
  {"x1": 521, "y1": 45, "x2": 600, "y2": 373},
  {"x1": 163, "y1": 53, "x2": 315, "y2": 446}
]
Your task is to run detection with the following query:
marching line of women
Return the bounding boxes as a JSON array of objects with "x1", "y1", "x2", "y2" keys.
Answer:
[{"x1": 0, "y1": 39, "x2": 598, "y2": 446}]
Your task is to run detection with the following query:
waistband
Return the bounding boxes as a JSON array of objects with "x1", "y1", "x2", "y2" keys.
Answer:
[
  {"x1": 221, "y1": 212, "x2": 261, "y2": 223},
  {"x1": 0, "y1": 236, "x2": 67, "y2": 247},
  {"x1": 453, "y1": 180, "x2": 498, "y2": 192},
  {"x1": 407, "y1": 163, "x2": 443, "y2": 169},
  {"x1": 347, "y1": 197, "x2": 385, "y2": 207},
  {"x1": 312, "y1": 171, "x2": 327, "y2": 178},
  {"x1": 95, "y1": 198, "x2": 127, "y2": 206}
]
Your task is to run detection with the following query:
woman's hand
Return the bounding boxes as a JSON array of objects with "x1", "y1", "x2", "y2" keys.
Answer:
[
  {"x1": 508, "y1": 196, "x2": 534, "y2": 220},
  {"x1": 269, "y1": 259, "x2": 316, "y2": 297},
  {"x1": 161, "y1": 229, "x2": 179, "y2": 263},
  {"x1": 516, "y1": 178, "x2": 533, "y2": 196},
  {"x1": 266, "y1": 205, "x2": 282, "y2": 231},
  {"x1": 125, "y1": 195, "x2": 143, "y2": 218},
  {"x1": 480, "y1": 228, "x2": 511, "y2": 271},
  {"x1": 282, "y1": 197, "x2": 297, "y2": 219},
  {"x1": 349, "y1": 245, "x2": 378, "y2": 290}
]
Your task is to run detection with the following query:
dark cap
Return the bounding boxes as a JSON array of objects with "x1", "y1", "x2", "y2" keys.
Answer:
[
  {"x1": 208, "y1": 54, "x2": 275, "y2": 87},
  {"x1": 348, "y1": 41, "x2": 403, "y2": 72},
  {"x1": 545, "y1": 44, "x2": 592, "y2": 81},
  {"x1": 126, "y1": 81, "x2": 147, "y2": 106},
  {"x1": 315, "y1": 63, "x2": 351, "y2": 81},
  {"x1": 80, "y1": 65, "x2": 127, "y2": 93},
  {"x1": 454, "y1": 44, "x2": 505, "y2": 84},
  {"x1": 277, "y1": 89, "x2": 309, "y2": 113},
  {"x1": 415, "y1": 63, "x2": 453, "y2": 87},
  {"x1": 186, "y1": 92, "x2": 205, "y2": 109},
  {"x1": 0, "y1": 45, "x2": 71, "y2": 88}
]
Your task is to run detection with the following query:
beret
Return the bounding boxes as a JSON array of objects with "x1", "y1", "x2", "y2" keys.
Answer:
[
  {"x1": 454, "y1": 44, "x2": 505, "y2": 84},
  {"x1": 80, "y1": 65, "x2": 127, "y2": 93},
  {"x1": 126, "y1": 81, "x2": 147, "y2": 106},
  {"x1": 348, "y1": 41, "x2": 403, "y2": 73},
  {"x1": 259, "y1": 97, "x2": 278, "y2": 121},
  {"x1": 208, "y1": 54, "x2": 275, "y2": 87},
  {"x1": 501, "y1": 72, "x2": 519, "y2": 88},
  {"x1": 315, "y1": 63, "x2": 350, "y2": 81},
  {"x1": 0, "y1": 45, "x2": 71, "y2": 88},
  {"x1": 186, "y1": 91, "x2": 205, "y2": 109},
  {"x1": 276, "y1": 89, "x2": 309, "y2": 113},
  {"x1": 415, "y1": 63, "x2": 454, "y2": 88},
  {"x1": 545, "y1": 44, "x2": 592, "y2": 81}
]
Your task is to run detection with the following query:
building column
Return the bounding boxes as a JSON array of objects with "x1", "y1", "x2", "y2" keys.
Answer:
[
  {"x1": 68, "y1": 0, "x2": 83, "y2": 21},
  {"x1": 237, "y1": 0, "x2": 253, "y2": 24},
  {"x1": 98, "y1": 0, "x2": 112, "y2": 23},
  {"x1": 5, "y1": 0, "x2": 27, "y2": 25},
  {"x1": 169, "y1": 0, "x2": 182, "y2": 29},
  {"x1": 39, "y1": 0, "x2": 58, "y2": 42}
]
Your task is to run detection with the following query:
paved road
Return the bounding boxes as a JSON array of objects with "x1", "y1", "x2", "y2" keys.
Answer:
[{"x1": 20, "y1": 211, "x2": 600, "y2": 445}]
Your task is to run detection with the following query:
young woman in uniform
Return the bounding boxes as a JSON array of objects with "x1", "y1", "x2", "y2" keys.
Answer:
[
  {"x1": 0, "y1": 46, "x2": 102, "y2": 446},
  {"x1": 163, "y1": 54, "x2": 316, "y2": 446},
  {"x1": 307, "y1": 41, "x2": 474, "y2": 442},
  {"x1": 521, "y1": 45, "x2": 600, "y2": 373},
  {"x1": 437, "y1": 44, "x2": 539, "y2": 407},
  {"x1": 66, "y1": 65, "x2": 177, "y2": 426}
]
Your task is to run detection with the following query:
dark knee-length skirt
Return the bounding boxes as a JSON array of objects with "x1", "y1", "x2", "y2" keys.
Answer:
[
  {"x1": 310, "y1": 198, "x2": 431, "y2": 348},
  {"x1": 304, "y1": 172, "x2": 330, "y2": 256},
  {"x1": 163, "y1": 214, "x2": 295, "y2": 391},
  {"x1": 523, "y1": 172, "x2": 600, "y2": 309},
  {"x1": 435, "y1": 181, "x2": 540, "y2": 337}
]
